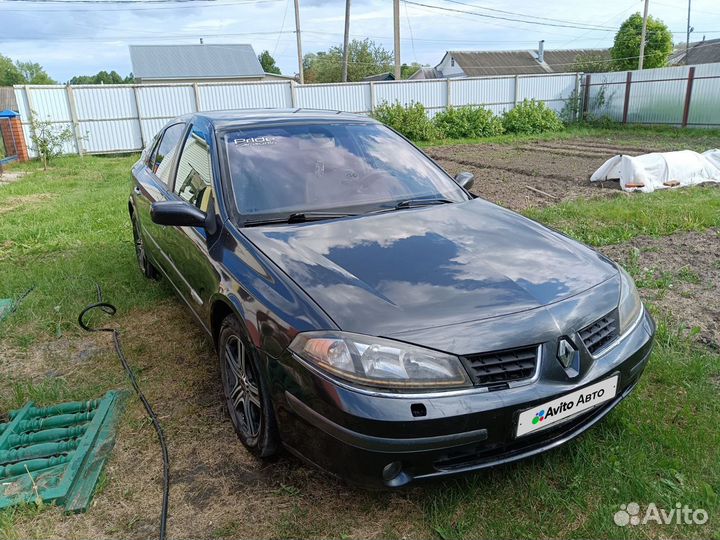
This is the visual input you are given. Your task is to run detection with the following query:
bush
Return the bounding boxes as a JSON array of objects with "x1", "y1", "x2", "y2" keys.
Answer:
[
  {"x1": 432, "y1": 106, "x2": 504, "y2": 139},
  {"x1": 372, "y1": 101, "x2": 438, "y2": 141},
  {"x1": 28, "y1": 112, "x2": 74, "y2": 170},
  {"x1": 502, "y1": 99, "x2": 564, "y2": 135}
]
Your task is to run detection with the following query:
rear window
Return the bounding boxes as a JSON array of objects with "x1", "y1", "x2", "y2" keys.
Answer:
[{"x1": 223, "y1": 122, "x2": 467, "y2": 218}]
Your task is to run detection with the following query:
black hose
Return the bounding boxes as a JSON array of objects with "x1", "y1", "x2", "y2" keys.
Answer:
[
  {"x1": 78, "y1": 283, "x2": 169, "y2": 540},
  {"x1": 5, "y1": 286, "x2": 35, "y2": 316}
]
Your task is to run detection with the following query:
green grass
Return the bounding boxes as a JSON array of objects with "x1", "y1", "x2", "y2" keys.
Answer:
[
  {"x1": 0, "y1": 154, "x2": 170, "y2": 342},
  {"x1": 525, "y1": 186, "x2": 720, "y2": 246},
  {"x1": 1, "y1": 132, "x2": 719, "y2": 539}
]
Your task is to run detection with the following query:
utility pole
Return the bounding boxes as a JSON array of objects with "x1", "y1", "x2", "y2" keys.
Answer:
[
  {"x1": 342, "y1": 0, "x2": 351, "y2": 82},
  {"x1": 686, "y1": 0, "x2": 692, "y2": 64},
  {"x1": 638, "y1": 0, "x2": 650, "y2": 70},
  {"x1": 294, "y1": 0, "x2": 304, "y2": 84},
  {"x1": 393, "y1": 0, "x2": 401, "y2": 79}
]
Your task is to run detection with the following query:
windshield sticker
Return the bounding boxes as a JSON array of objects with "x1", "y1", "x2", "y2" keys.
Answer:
[{"x1": 233, "y1": 136, "x2": 278, "y2": 147}]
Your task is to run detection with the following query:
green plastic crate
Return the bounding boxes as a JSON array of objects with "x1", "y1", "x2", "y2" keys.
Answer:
[
  {"x1": 0, "y1": 391, "x2": 128, "y2": 512},
  {"x1": 0, "y1": 298, "x2": 13, "y2": 322}
]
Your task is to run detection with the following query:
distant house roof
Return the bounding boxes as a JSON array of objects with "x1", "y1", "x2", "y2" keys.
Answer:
[
  {"x1": 129, "y1": 44, "x2": 265, "y2": 80},
  {"x1": 363, "y1": 72, "x2": 395, "y2": 81},
  {"x1": 670, "y1": 38, "x2": 720, "y2": 66},
  {"x1": 408, "y1": 67, "x2": 440, "y2": 80},
  {"x1": 440, "y1": 48, "x2": 610, "y2": 77}
]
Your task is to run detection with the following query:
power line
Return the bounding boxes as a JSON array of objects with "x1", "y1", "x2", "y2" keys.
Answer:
[
  {"x1": 403, "y1": 0, "x2": 618, "y2": 32},
  {"x1": 0, "y1": 0, "x2": 281, "y2": 11},
  {"x1": 403, "y1": 0, "x2": 418, "y2": 63},
  {"x1": 0, "y1": 30, "x2": 297, "y2": 42},
  {"x1": 404, "y1": 1, "x2": 718, "y2": 37},
  {"x1": 2, "y1": 0, "x2": 263, "y2": 3},
  {"x1": 271, "y1": 0, "x2": 290, "y2": 57},
  {"x1": 437, "y1": 0, "x2": 617, "y2": 31}
]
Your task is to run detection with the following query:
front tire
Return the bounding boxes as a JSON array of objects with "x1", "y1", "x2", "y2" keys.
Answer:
[{"x1": 219, "y1": 315, "x2": 278, "y2": 458}]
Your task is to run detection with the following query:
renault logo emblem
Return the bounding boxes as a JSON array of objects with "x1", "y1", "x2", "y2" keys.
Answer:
[{"x1": 557, "y1": 338, "x2": 578, "y2": 369}]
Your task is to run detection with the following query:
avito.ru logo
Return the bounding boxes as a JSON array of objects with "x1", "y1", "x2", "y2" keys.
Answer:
[{"x1": 614, "y1": 502, "x2": 709, "y2": 527}]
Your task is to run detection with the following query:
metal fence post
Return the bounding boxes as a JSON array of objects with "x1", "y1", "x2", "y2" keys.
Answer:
[
  {"x1": 514, "y1": 75, "x2": 520, "y2": 106},
  {"x1": 622, "y1": 71, "x2": 633, "y2": 124},
  {"x1": 24, "y1": 85, "x2": 37, "y2": 157},
  {"x1": 65, "y1": 85, "x2": 83, "y2": 156},
  {"x1": 369, "y1": 81, "x2": 376, "y2": 113},
  {"x1": 290, "y1": 80, "x2": 298, "y2": 108},
  {"x1": 446, "y1": 78, "x2": 452, "y2": 110},
  {"x1": 574, "y1": 72, "x2": 581, "y2": 122},
  {"x1": 192, "y1": 83, "x2": 202, "y2": 112},
  {"x1": 682, "y1": 66, "x2": 696, "y2": 127},
  {"x1": 582, "y1": 74, "x2": 591, "y2": 120},
  {"x1": 132, "y1": 85, "x2": 145, "y2": 148}
]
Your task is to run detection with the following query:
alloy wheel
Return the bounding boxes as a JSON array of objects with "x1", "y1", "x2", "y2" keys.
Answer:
[{"x1": 223, "y1": 335, "x2": 262, "y2": 439}]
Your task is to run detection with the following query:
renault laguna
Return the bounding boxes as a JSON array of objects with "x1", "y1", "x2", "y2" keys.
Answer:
[{"x1": 129, "y1": 109, "x2": 655, "y2": 488}]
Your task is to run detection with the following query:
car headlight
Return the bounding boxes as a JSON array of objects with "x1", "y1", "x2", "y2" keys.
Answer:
[
  {"x1": 618, "y1": 266, "x2": 643, "y2": 334},
  {"x1": 289, "y1": 332, "x2": 472, "y2": 390}
]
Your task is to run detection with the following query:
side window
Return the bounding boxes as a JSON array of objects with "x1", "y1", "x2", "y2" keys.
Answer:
[
  {"x1": 174, "y1": 129, "x2": 213, "y2": 210},
  {"x1": 145, "y1": 136, "x2": 161, "y2": 168},
  {"x1": 151, "y1": 123, "x2": 186, "y2": 186}
]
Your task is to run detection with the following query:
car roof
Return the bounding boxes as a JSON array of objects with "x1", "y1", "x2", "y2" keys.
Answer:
[{"x1": 189, "y1": 108, "x2": 377, "y2": 129}]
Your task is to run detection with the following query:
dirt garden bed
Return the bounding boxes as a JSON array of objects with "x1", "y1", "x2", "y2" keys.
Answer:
[
  {"x1": 426, "y1": 137, "x2": 718, "y2": 212},
  {"x1": 601, "y1": 228, "x2": 720, "y2": 350}
]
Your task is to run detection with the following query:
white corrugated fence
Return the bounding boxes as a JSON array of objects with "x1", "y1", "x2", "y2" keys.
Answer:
[{"x1": 12, "y1": 62, "x2": 720, "y2": 157}]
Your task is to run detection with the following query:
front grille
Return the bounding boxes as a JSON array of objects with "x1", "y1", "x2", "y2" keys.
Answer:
[
  {"x1": 580, "y1": 311, "x2": 619, "y2": 355},
  {"x1": 462, "y1": 345, "x2": 539, "y2": 387}
]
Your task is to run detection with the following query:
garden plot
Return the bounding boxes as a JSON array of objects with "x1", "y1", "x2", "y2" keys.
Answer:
[{"x1": 427, "y1": 136, "x2": 720, "y2": 211}]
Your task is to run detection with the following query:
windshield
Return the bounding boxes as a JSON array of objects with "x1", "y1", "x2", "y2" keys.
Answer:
[{"x1": 223, "y1": 122, "x2": 469, "y2": 220}]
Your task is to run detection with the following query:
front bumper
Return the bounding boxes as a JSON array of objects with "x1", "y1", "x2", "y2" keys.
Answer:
[{"x1": 272, "y1": 309, "x2": 655, "y2": 488}]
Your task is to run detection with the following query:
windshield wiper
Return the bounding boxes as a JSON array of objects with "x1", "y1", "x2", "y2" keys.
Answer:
[
  {"x1": 394, "y1": 197, "x2": 456, "y2": 209},
  {"x1": 244, "y1": 211, "x2": 359, "y2": 227}
]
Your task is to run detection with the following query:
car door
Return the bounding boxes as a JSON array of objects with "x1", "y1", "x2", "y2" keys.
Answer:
[
  {"x1": 131, "y1": 122, "x2": 188, "y2": 277},
  {"x1": 161, "y1": 121, "x2": 223, "y2": 325}
]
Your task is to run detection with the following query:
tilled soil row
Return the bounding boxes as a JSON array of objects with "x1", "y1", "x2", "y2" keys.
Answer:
[
  {"x1": 434, "y1": 157, "x2": 621, "y2": 212},
  {"x1": 427, "y1": 144, "x2": 615, "y2": 187}
]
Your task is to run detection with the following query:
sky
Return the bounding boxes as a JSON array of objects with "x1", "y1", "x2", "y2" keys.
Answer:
[{"x1": 1, "y1": 0, "x2": 719, "y2": 83}]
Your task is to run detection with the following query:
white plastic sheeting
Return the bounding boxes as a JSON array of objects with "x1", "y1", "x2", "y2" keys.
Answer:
[{"x1": 591, "y1": 149, "x2": 720, "y2": 192}]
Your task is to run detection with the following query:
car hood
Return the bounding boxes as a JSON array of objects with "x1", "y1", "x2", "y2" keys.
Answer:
[{"x1": 242, "y1": 199, "x2": 617, "y2": 337}]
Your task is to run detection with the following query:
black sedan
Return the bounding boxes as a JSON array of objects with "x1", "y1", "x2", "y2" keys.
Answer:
[{"x1": 129, "y1": 109, "x2": 655, "y2": 488}]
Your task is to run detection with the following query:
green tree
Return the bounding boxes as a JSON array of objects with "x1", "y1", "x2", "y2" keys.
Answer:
[
  {"x1": 28, "y1": 112, "x2": 74, "y2": 170},
  {"x1": 15, "y1": 61, "x2": 56, "y2": 84},
  {"x1": 0, "y1": 54, "x2": 24, "y2": 86},
  {"x1": 258, "y1": 50, "x2": 281, "y2": 74},
  {"x1": 572, "y1": 51, "x2": 613, "y2": 73},
  {"x1": 68, "y1": 71, "x2": 135, "y2": 84},
  {"x1": 611, "y1": 12, "x2": 673, "y2": 70},
  {"x1": 304, "y1": 39, "x2": 393, "y2": 83},
  {"x1": 401, "y1": 62, "x2": 422, "y2": 79}
]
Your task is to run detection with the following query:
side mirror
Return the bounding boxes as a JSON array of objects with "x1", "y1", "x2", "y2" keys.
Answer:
[
  {"x1": 151, "y1": 201, "x2": 207, "y2": 228},
  {"x1": 455, "y1": 171, "x2": 475, "y2": 191}
]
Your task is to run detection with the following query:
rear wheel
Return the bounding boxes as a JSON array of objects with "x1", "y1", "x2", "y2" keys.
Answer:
[
  {"x1": 131, "y1": 215, "x2": 159, "y2": 280},
  {"x1": 219, "y1": 315, "x2": 278, "y2": 458}
]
